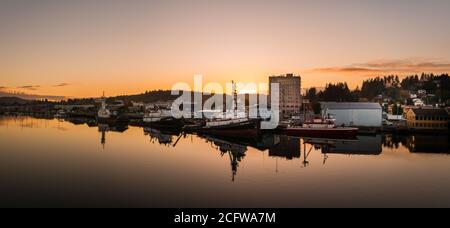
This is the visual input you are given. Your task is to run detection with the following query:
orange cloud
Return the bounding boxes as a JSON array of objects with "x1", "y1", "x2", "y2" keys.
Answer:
[
  {"x1": 311, "y1": 67, "x2": 384, "y2": 74},
  {"x1": 17, "y1": 85, "x2": 41, "y2": 91},
  {"x1": 308, "y1": 58, "x2": 450, "y2": 75},
  {"x1": 53, "y1": 83, "x2": 71, "y2": 87}
]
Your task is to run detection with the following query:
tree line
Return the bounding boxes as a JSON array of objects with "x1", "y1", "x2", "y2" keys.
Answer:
[{"x1": 306, "y1": 73, "x2": 449, "y2": 103}]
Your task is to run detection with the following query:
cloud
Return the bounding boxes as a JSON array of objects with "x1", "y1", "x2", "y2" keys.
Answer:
[
  {"x1": 0, "y1": 86, "x2": 8, "y2": 90},
  {"x1": 308, "y1": 58, "x2": 450, "y2": 75},
  {"x1": 53, "y1": 83, "x2": 71, "y2": 87},
  {"x1": 311, "y1": 67, "x2": 384, "y2": 73},
  {"x1": 17, "y1": 85, "x2": 40, "y2": 90}
]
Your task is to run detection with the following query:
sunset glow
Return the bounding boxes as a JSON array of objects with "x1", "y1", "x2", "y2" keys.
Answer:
[{"x1": 1, "y1": 0, "x2": 450, "y2": 98}]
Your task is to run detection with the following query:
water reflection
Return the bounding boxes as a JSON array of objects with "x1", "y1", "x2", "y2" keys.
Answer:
[
  {"x1": 202, "y1": 135, "x2": 247, "y2": 181},
  {"x1": 13, "y1": 115, "x2": 449, "y2": 178},
  {"x1": 1, "y1": 115, "x2": 450, "y2": 207},
  {"x1": 406, "y1": 135, "x2": 449, "y2": 154},
  {"x1": 143, "y1": 127, "x2": 183, "y2": 146},
  {"x1": 98, "y1": 123, "x2": 128, "y2": 149}
]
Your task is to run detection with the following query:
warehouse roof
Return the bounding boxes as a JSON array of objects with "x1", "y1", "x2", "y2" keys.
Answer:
[
  {"x1": 321, "y1": 102, "x2": 382, "y2": 110},
  {"x1": 409, "y1": 108, "x2": 450, "y2": 118}
]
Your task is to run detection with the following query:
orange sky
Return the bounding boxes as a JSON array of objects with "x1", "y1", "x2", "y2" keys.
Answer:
[{"x1": 1, "y1": 0, "x2": 450, "y2": 98}]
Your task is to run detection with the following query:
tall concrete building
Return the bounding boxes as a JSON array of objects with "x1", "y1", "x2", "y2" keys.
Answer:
[{"x1": 269, "y1": 73, "x2": 302, "y2": 118}]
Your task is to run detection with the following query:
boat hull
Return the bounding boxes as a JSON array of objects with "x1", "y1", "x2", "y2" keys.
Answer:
[
  {"x1": 285, "y1": 127, "x2": 358, "y2": 139},
  {"x1": 198, "y1": 119, "x2": 260, "y2": 139},
  {"x1": 143, "y1": 118, "x2": 185, "y2": 130}
]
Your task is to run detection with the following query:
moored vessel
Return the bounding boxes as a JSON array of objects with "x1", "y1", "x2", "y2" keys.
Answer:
[
  {"x1": 97, "y1": 93, "x2": 128, "y2": 124},
  {"x1": 142, "y1": 107, "x2": 185, "y2": 129},
  {"x1": 198, "y1": 117, "x2": 260, "y2": 138},
  {"x1": 285, "y1": 115, "x2": 358, "y2": 139},
  {"x1": 193, "y1": 81, "x2": 261, "y2": 139}
]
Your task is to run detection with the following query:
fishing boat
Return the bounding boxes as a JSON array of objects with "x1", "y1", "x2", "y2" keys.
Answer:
[
  {"x1": 198, "y1": 117, "x2": 260, "y2": 138},
  {"x1": 142, "y1": 107, "x2": 185, "y2": 129},
  {"x1": 285, "y1": 115, "x2": 358, "y2": 139},
  {"x1": 97, "y1": 93, "x2": 128, "y2": 124},
  {"x1": 195, "y1": 81, "x2": 260, "y2": 139}
]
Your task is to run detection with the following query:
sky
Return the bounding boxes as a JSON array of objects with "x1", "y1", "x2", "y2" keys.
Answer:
[{"x1": 1, "y1": 0, "x2": 450, "y2": 98}]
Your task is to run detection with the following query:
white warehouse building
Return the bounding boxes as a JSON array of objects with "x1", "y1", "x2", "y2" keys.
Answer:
[{"x1": 321, "y1": 102, "x2": 382, "y2": 127}]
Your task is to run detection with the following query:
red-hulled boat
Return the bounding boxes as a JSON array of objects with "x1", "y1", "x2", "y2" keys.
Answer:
[{"x1": 285, "y1": 116, "x2": 358, "y2": 139}]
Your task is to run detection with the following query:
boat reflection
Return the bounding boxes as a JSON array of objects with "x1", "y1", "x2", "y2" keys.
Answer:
[
  {"x1": 302, "y1": 135, "x2": 382, "y2": 166},
  {"x1": 319, "y1": 135, "x2": 382, "y2": 155},
  {"x1": 202, "y1": 135, "x2": 248, "y2": 181},
  {"x1": 144, "y1": 127, "x2": 183, "y2": 146},
  {"x1": 65, "y1": 117, "x2": 97, "y2": 127},
  {"x1": 199, "y1": 134, "x2": 302, "y2": 180},
  {"x1": 98, "y1": 123, "x2": 128, "y2": 149}
]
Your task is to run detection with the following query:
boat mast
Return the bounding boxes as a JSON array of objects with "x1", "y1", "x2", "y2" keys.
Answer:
[
  {"x1": 101, "y1": 91, "x2": 106, "y2": 110},
  {"x1": 231, "y1": 81, "x2": 238, "y2": 118},
  {"x1": 232, "y1": 81, "x2": 237, "y2": 118}
]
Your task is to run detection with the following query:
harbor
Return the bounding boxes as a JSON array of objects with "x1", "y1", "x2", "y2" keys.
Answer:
[
  {"x1": 1, "y1": 102, "x2": 448, "y2": 136},
  {"x1": 0, "y1": 74, "x2": 448, "y2": 208}
]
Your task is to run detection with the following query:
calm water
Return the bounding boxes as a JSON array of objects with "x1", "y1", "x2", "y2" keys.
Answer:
[{"x1": 0, "y1": 116, "x2": 449, "y2": 208}]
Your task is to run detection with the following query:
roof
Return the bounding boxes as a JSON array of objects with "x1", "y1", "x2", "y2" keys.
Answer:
[
  {"x1": 321, "y1": 102, "x2": 382, "y2": 110},
  {"x1": 386, "y1": 114, "x2": 405, "y2": 120},
  {"x1": 409, "y1": 108, "x2": 450, "y2": 117}
]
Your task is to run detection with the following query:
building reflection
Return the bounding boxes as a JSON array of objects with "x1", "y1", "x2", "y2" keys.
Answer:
[
  {"x1": 268, "y1": 136, "x2": 301, "y2": 160},
  {"x1": 382, "y1": 134, "x2": 450, "y2": 154},
  {"x1": 405, "y1": 135, "x2": 449, "y2": 154},
  {"x1": 382, "y1": 134, "x2": 407, "y2": 149}
]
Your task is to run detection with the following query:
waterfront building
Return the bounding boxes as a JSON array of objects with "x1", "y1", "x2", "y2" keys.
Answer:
[
  {"x1": 321, "y1": 102, "x2": 382, "y2": 127},
  {"x1": 269, "y1": 73, "x2": 302, "y2": 119},
  {"x1": 405, "y1": 108, "x2": 449, "y2": 130}
]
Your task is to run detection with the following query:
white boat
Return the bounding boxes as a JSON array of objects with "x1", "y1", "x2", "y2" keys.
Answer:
[
  {"x1": 54, "y1": 110, "x2": 66, "y2": 118},
  {"x1": 286, "y1": 115, "x2": 358, "y2": 139},
  {"x1": 196, "y1": 81, "x2": 260, "y2": 138},
  {"x1": 143, "y1": 108, "x2": 185, "y2": 129},
  {"x1": 97, "y1": 95, "x2": 112, "y2": 120},
  {"x1": 143, "y1": 108, "x2": 173, "y2": 123},
  {"x1": 97, "y1": 93, "x2": 128, "y2": 124}
]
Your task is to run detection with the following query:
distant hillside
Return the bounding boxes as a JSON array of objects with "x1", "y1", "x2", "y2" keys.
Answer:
[
  {"x1": 0, "y1": 96, "x2": 30, "y2": 105},
  {"x1": 113, "y1": 90, "x2": 179, "y2": 103},
  {"x1": 0, "y1": 91, "x2": 65, "y2": 101},
  {"x1": 112, "y1": 90, "x2": 226, "y2": 103}
]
